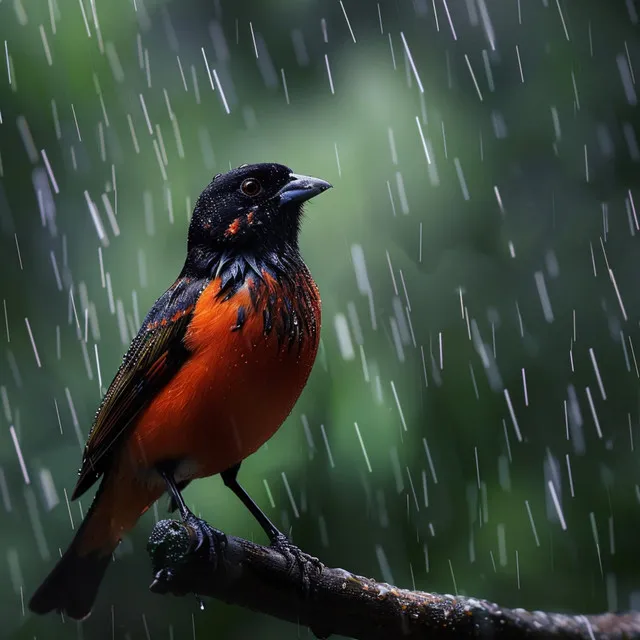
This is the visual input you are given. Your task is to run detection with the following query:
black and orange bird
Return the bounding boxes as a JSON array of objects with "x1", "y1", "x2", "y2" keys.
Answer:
[{"x1": 29, "y1": 163, "x2": 331, "y2": 620}]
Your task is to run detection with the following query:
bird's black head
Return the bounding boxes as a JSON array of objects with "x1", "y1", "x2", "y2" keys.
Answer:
[{"x1": 187, "y1": 163, "x2": 331, "y2": 262}]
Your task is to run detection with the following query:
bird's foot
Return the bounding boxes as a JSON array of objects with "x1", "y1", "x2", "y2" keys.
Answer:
[
  {"x1": 270, "y1": 533, "x2": 322, "y2": 597},
  {"x1": 183, "y1": 511, "x2": 226, "y2": 568},
  {"x1": 148, "y1": 519, "x2": 191, "y2": 595},
  {"x1": 147, "y1": 516, "x2": 225, "y2": 603}
]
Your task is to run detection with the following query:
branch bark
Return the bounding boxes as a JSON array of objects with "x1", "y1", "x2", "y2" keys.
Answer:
[{"x1": 147, "y1": 518, "x2": 640, "y2": 639}]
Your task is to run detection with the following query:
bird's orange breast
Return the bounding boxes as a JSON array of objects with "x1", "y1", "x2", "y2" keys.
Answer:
[{"x1": 125, "y1": 271, "x2": 321, "y2": 478}]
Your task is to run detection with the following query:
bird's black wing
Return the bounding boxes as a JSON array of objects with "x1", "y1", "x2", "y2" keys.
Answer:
[{"x1": 71, "y1": 277, "x2": 208, "y2": 500}]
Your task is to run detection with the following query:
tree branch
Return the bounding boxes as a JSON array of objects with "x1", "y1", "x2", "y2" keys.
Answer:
[{"x1": 147, "y1": 519, "x2": 640, "y2": 639}]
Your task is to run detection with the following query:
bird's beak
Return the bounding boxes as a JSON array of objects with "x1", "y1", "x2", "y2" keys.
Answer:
[{"x1": 277, "y1": 173, "x2": 332, "y2": 205}]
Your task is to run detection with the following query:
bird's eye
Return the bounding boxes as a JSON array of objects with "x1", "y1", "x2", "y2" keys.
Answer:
[{"x1": 241, "y1": 178, "x2": 262, "y2": 197}]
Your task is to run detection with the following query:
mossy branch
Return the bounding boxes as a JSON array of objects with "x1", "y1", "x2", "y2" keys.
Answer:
[{"x1": 147, "y1": 518, "x2": 640, "y2": 640}]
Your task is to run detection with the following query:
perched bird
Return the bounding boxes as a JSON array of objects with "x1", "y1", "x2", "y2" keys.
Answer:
[{"x1": 29, "y1": 163, "x2": 331, "y2": 620}]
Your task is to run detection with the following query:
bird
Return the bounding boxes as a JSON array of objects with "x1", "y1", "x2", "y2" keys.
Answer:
[{"x1": 29, "y1": 162, "x2": 332, "y2": 620}]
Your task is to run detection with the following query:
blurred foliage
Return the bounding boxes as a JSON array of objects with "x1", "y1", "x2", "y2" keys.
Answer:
[{"x1": 1, "y1": 0, "x2": 640, "y2": 638}]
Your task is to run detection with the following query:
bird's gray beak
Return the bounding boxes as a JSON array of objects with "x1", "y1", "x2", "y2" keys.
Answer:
[{"x1": 277, "y1": 173, "x2": 332, "y2": 205}]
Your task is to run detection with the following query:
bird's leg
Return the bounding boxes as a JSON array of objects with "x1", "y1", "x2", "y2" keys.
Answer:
[
  {"x1": 221, "y1": 463, "x2": 281, "y2": 540},
  {"x1": 158, "y1": 466, "x2": 190, "y2": 520},
  {"x1": 221, "y1": 463, "x2": 322, "y2": 594},
  {"x1": 157, "y1": 465, "x2": 221, "y2": 562},
  {"x1": 167, "y1": 480, "x2": 191, "y2": 513}
]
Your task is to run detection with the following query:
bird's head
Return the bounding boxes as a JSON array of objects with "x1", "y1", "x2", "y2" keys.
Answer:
[{"x1": 187, "y1": 163, "x2": 331, "y2": 257}]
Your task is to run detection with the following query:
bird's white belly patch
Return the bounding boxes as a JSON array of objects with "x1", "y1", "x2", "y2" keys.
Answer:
[
  {"x1": 141, "y1": 458, "x2": 202, "y2": 490},
  {"x1": 173, "y1": 458, "x2": 203, "y2": 483}
]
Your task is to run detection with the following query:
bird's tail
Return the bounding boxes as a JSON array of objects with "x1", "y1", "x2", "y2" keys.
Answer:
[
  {"x1": 28, "y1": 535, "x2": 113, "y2": 620},
  {"x1": 29, "y1": 471, "x2": 160, "y2": 620},
  {"x1": 28, "y1": 478, "x2": 115, "y2": 620}
]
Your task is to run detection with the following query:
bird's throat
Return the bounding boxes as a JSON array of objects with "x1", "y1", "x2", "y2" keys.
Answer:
[{"x1": 190, "y1": 249, "x2": 321, "y2": 351}]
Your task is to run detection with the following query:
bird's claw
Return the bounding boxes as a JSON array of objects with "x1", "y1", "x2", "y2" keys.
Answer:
[
  {"x1": 270, "y1": 533, "x2": 322, "y2": 597},
  {"x1": 183, "y1": 512, "x2": 226, "y2": 568}
]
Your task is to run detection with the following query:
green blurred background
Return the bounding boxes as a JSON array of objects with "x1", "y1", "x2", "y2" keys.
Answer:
[{"x1": 1, "y1": 0, "x2": 640, "y2": 638}]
